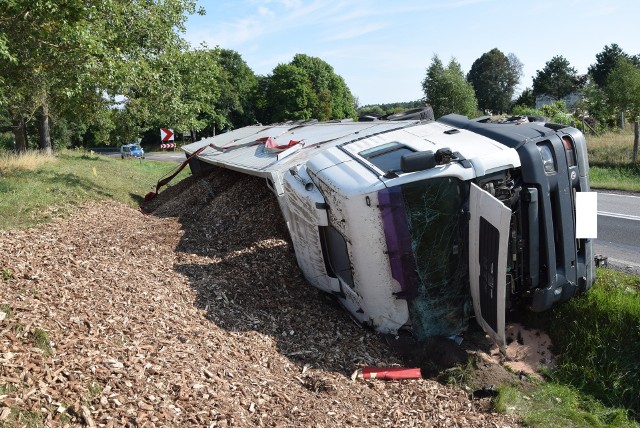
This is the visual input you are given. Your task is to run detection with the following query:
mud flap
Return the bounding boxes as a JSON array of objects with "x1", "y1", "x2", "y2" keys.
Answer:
[{"x1": 469, "y1": 183, "x2": 510, "y2": 351}]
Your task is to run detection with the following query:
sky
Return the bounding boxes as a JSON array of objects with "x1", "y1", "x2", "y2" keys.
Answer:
[{"x1": 182, "y1": 0, "x2": 640, "y2": 106}]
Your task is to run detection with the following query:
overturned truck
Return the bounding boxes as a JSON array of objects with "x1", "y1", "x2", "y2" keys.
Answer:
[{"x1": 183, "y1": 110, "x2": 596, "y2": 349}]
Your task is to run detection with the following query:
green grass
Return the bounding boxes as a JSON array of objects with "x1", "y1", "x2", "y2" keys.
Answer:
[
  {"x1": 547, "y1": 269, "x2": 640, "y2": 417},
  {"x1": 2, "y1": 268, "x2": 13, "y2": 281},
  {"x1": 0, "y1": 150, "x2": 189, "y2": 230},
  {"x1": 589, "y1": 164, "x2": 640, "y2": 192},
  {"x1": 507, "y1": 268, "x2": 640, "y2": 425},
  {"x1": 31, "y1": 328, "x2": 52, "y2": 356},
  {"x1": 496, "y1": 382, "x2": 638, "y2": 428},
  {"x1": 0, "y1": 303, "x2": 13, "y2": 317},
  {"x1": 587, "y1": 128, "x2": 640, "y2": 191},
  {"x1": 0, "y1": 408, "x2": 45, "y2": 428}
]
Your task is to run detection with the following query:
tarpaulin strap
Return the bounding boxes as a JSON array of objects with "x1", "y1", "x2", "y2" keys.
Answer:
[
  {"x1": 259, "y1": 136, "x2": 302, "y2": 153},
  {"x1": 143, "y1": 145, "x2": 208, "y2": 203}
]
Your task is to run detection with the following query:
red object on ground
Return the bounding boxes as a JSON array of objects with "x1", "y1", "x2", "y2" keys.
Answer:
[{"x1": 358, "y1": 367, "x2": 422, "y2": 380}]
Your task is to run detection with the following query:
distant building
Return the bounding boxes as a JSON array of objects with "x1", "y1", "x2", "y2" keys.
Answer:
[{"x1": 535, "y1": 92, "x2": 582, "y2": 110}]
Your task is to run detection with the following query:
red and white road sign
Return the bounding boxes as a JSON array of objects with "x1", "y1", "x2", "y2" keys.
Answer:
[
  {"x1": 160, "y1": 128, "x2": 174, "y2": 142},
  {"x1": 160, "y1": 143, "x2": 176, "y2": 149}
]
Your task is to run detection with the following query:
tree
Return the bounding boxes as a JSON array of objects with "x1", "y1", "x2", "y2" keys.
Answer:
[
  {"x1": 513, "y1": 87, "x2": 536, "y2": 109},
  {"x1": 213, "y1": 49, "x2": 258, "y2": 131},
  {"x1": 258, "y1": 54, "x2": 357, "y2": 123},
  {"x1": 265, "y1": 64, "x2": 316, "y2": 123},
  {"x1": 467, "y1": 48, "x2": 522, "y2": 114},
  {"x1": 588, "y1": 44, "x2": 640, "y2": 88},
  {"x1": 605, "y1": 58, "x2": 640, "y2": 161},
  {"x1": 532, "y1": 56, "x2": 580, "y2": 100},
  {"x1": 290, "y1": 54, "x2": 356, "y2": 120},
  {"x1": 605, "y1": 58, "x2": 640, "y2": 117},
  {"x1": 0, "y1": 0, "x2": 199, "y2": 154},
  {"x1": 422, "y1": 55, "x2": 477, "y2": 118}
]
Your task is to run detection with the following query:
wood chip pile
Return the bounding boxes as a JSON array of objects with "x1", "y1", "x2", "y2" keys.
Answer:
[{"x1": 0, "y1": 169, "x2": 521, "y2": 427}]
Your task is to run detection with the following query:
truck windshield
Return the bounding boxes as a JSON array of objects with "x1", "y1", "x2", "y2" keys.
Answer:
[{"x1": 379, "y1": 176, "x2": 469, "y2": 341}]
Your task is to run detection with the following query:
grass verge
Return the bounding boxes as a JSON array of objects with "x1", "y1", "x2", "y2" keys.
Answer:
[
  {"x1": 496, "y1": 382, "x2": 638, "y2": 428},
  {"x1": 586, "y1": 128, "x2": 640, "y2": 191},
  {"x1": 546, "y1": 269, "x2": 640, "y2": 417},
  {"x1": 0, "y1": 150, "x2": 57, "y2": 174},
  {"x1": 502, "y1": 268, "x2": 640, "y2": 426},
  {"x1": 0, "y1": 149, "x2": 189, "y2": 230},
  {"x1": 589, "y1": 164, "x2": 640, "y2": 192}
]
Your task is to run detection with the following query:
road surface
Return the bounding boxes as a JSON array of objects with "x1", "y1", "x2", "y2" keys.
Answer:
[
  {"x1": 595, "y1": 191, "x2": 640, "y2": 274},
  {"x1": 143, "y1": 151, "x2": 186, "y2": 163},
  {"x1": 102, "y1": 150, "x2": 186, "y2": 163}
]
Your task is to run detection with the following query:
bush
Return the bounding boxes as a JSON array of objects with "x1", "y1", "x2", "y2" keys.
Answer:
[
  {"x1": 512, "y1": 105, "x2": 543, "y2": 117},
  {"x1": 540, "y1": 101, "x2": 573, "y2": 125},
  {"x1": 0, "y1": 132, "x2": 14, "y2": 151},
  {"x1": 512, "y1": 101, "x2": 575, "y2": 125}
]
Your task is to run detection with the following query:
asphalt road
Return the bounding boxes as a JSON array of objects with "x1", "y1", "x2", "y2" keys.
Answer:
[
  {"x1": 594, "y1": 191, "x2": 640, "y2": 274},
  {"x1": 102, "y1": 150, "x2": 186, "y2": 162},
  {"x1": 143, "y1": 150, "x2": 186, "y2": 163}
]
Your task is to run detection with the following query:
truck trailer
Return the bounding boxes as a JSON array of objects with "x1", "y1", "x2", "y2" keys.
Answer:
[{"x1": 182, "y1": 110, "x2": 596, "y2": 348}]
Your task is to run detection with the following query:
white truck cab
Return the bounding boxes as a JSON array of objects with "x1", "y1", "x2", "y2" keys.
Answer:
[{"x1": 183, "y1": 111, "x2": 595, "y2": 348}]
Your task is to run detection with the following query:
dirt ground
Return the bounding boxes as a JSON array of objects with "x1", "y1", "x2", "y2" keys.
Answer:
[{"x1": 0, "y1": 169, "x2": 534, "y2": 427}]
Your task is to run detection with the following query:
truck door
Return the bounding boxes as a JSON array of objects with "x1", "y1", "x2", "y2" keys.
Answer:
[{"x1": 469, "y1": 183, "x2": 511, "y2": 351}]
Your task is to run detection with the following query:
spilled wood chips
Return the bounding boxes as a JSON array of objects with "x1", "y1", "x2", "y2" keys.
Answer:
[{"x1": 0, "y1": 169, "x2": 521, "y2": 427}]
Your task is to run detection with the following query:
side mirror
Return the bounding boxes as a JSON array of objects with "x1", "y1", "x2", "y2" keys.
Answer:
[{"x1": 401, "y1": 151, "x2": 436, "y2": 172}]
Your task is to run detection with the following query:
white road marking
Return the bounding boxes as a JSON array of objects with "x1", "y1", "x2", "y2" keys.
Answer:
[
  {"x1": 598, "y1": 192, "x2": 640, "y2": 200},
  {"x1": 597, "y1": 211, "x2": 640, "y2": 221}
]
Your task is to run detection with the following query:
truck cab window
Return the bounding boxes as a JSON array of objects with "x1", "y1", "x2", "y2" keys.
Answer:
[{"x1": 359, "y1": 142, "x2": 415, "y2": 173}]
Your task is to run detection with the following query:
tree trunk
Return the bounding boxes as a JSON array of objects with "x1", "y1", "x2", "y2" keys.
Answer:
[
  {"x1": 11, "y1": 116, "x2": 28, "y2": 154},
  {"x1": 190, "y1": 129, "x2": 197, "y2": 143},
  {"x1": 633, "y1": 121, "x2": 639, "y2": 164},
  {"x1": 37, "y1": 105, "x2": 53, "y2": 155}
]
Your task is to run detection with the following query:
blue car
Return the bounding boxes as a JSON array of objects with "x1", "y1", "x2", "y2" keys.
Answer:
[{"x1": 120, "y1": 143, "x2": 145, "y2": 159}]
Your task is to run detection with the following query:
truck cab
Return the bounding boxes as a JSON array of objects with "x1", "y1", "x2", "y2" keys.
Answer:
[{"x1": 183, "y1": 112, "x2": 595, "y2": 348}]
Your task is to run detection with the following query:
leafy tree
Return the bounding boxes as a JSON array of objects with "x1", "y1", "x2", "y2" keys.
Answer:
[
  {"x1": 112, "y1": 47, "x2": 222, "y2": 144},
  {"x1": 265, "y1": 64, "x2": 316, "y2": 122},
  {"x1": 213, "y1": 48, "x2": 258, "y2": 131},
  {"x1": 290, "y1": 54, "x2": 356, "y2": 120},
  {"x1": 0, "y1": 0, "x2": 199, "y2": 154},
  {"x1": 605, "y1": 58, "x2": 640, "y2": 161},
  {"x1": 258, "y1": 55, "x2": 357, "y2": 123},
  {"x1": 532, "y1": 56, "x2": 580, "y2": 100},
  {"x1": 605, "y1": 58, "x2": 640, "y2": 118},
  {"x1": 588, "y1": 44, "x2": 640, "y2": 88},
  {"x1": 513, "y1": 87, "x2": 536, "y2": 109},
  {"x1": 467, "y1": 48, "x2": 522, "y2": 114},
  {"x1": 422, "y1": 55, "x2": 477, "y2": 118},
  {"x1": 575, "y1": 81, "x2": 615, "y2": 129},
  {"x1": 358, "y1": 105, "x2": 386, "y2": 117}
]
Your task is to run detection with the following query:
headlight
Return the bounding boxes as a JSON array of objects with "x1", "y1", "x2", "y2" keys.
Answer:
[{"x1": 537, "y1": 144, "x2": 556, "y2": 174}]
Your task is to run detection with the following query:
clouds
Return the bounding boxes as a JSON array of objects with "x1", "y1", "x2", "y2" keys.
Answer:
[{"x1": 185, "y1": 0, "x2": 640, "y2": 105}]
